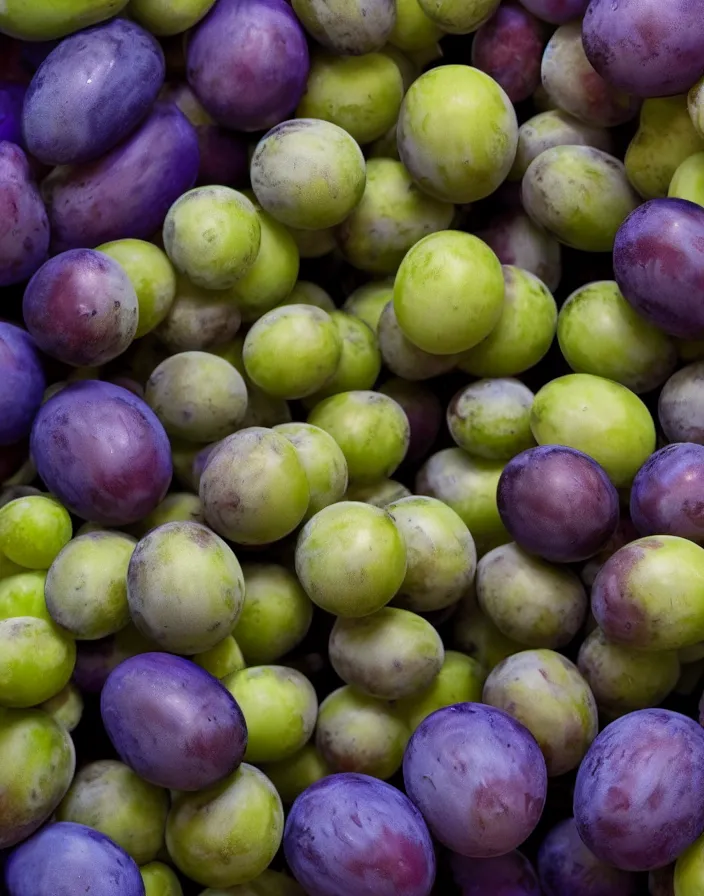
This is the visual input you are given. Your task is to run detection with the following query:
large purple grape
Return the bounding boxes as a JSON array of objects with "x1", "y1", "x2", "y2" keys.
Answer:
[
  {"x1": 0, "y1": 322, "x2": 45, "y2": 446},
  {"x1": 518, "y1": 0, "x2": 587, "y2": 24},
  {"x1": 451, "y1": 850, "x2": 541, "y2": 895},
  {"x1": 0, "y1": 141, "x2": 49, "y2": 286},
  {"x1": 42, "y1": 102, "x2": 199, "y2": 253},
  {"x1": 583, "y1": 0, "x2": 704, "y2": 97},
  {"x1": 187, "y1": 0, "x2": 309, "y2": 133},
  {"x1": 574, "y1": 709, "x2": 704, "y2": 871},
  {"x1": 631, "y1": 443, "x2": 704, "y2": 542},
  {"x1": 613, "y1": 199, "x2": 704, "y2": 339},
  {"x1": 538, "y1": 817, "x2": 638, "y2": 896},
  {"x1": 284, "y1": 773, "x2": 436, "y2": 896},
  {"x1": 30, "y1": 380, "x2": 172, "y2": 526},
  {"x1": 22, "y1": 19, "x2": 165, "y2": 166},
  {"x1": 23, "y1": 249, "x2": 138, "y2": 366},
  {"x1": 0, "y1": 82, "x2": 25, "y2": 145},
  {"x1": 403, "y1": 703, "x2": 547, "y2": 857},
  {"x1": 472, "y1": 3, "x2": 545, "y2": 104},
  {"x1": 497, "y1": 446, "x2": 619, "y2": 563},
  {"x1": 4, "y1": 822, "x2": 144, "y2": 896},
  {"x1": 101, "y1": 652, "x2": 247, "y2": 791},
  {"x1": 379, "y1": 378, "x2": 442, "y2": 465}
]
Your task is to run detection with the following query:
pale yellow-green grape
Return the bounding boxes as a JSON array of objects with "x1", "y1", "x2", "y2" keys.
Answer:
[
  {"x1": 380, "y1": 44, "x2": 420, "y2": 91},
  {"x1": 286, "y1": 226, "x2": 337, "y2": 258},
  {"x1": 291, "y1": 0, "x2": 395, "y2": 55},
  {"x1": 509, "y1": 110, "x2": 613, "y2": 181},
  {"x1": 304, "y1": 312, "x2": 382, "y2": 403},
  {"x1": 388, "y1": 0, "x2": 444, "y2": 52},
  {"x1": 452, "y1": 593, "x2": 526, "y2": 670},
  {"x1": 342, "y1": 280, "x2": 394, "y2": 332},
  {"x1": 345, "y1": 478, "x2": 411, "y2": 507},
  {"x1": 131, "y1": 493, "x2": 204, "y2": 538},
  {"x1": 192, "y1": 635, "x2": 246, "y2": 680},
  {"x1": 676, "y1": 831, "x2": 704, "y2": 895},
  {"x1": 128, "y1": 0, "x2": 216, "y2": 35},
  {"x1": 0, "y1": 0, "x2": 128, "y2": 39},
  {"x1": 0, "y1": 617, "x2": 76, "y2": 707},
  {"x1": 447, "y1": 378, "x2": 536, "y2": 460},
  {"x1": 0, "y1": 496, "x2": 72, "y2": 570},
  {"x1": 39, "y1": 682, "x2": 84, "y2": 732},
  {"x1": 260, "y1": 744, "x2": 332, "y2": 804},
  {"x1": 155, "y1": 273, "x2": 242, "y2": 354},
  {"x1": 669, "y1": 151, "x2": 704, "y2": 207},
  {"x1": 417, "y1": 0, "x2": 498, "y2": 33},
  {"x1": 278, "y1": 281, "x2": 335, "y2": 312},
  {"x1": 140, "y1": 861, "x2": 183, "y2": 896},
  {"x1": 274, "y1": 422, "x2": 348, "y2": 519},
  {"x1": 0, "y1": 571, "x2": 50, "y2": 621}
]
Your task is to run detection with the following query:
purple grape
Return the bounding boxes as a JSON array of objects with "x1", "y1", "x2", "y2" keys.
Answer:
[
  {"x1": 196, "y1": 125, "x2": 249, "y2": 188},
  {"x1": 22, "y1": 19, "x2": 165, "y2": 167},
  {"x1": 497, "y1": 446, "x2": 620, "y2": 563},
  {"x1": 379, "y1": 378, "x2": 442, "y2": 464},
  {"x1": 451, "y1": 850, "x2": 541, "y2": 895},
  {"x1": 4, "y1": 822, "x2": 144, "y2": 896},
  {"x1": 631, "y1": 443, "x2": 704, "y2": 543},
  {"x1": 477, "y1": 210, "x2": 561, "y2": 293},
  {"x1": 659, "y1": 362, "x2": 704, "y2": 445},
  {"x1": 284, "y1": 773, "x2": 436, "y2": 896},
  {"x1": 0, "y1": 141, "x2": 49, "y2": 286},
  {"x1": 23, "y1": 248, "x2": 138, "y2": 367},
  {"x1": 472, "y1": 3, "x2": 545, "y2": 104},
  {"x1": 0, "y1": 82, "x2": 25, "y2": 145},
  {"x1": 613, "y1": 199, "x2": 704, "y2": 339},
  {"x1": 538, "y1": 817, "x2": 639, "y2": 896},
  {"x1": 101, "y1": 652, "x2": 247, "y2": 791},
  {"x1": 574, "y1": 709, "x2": 704, "y2": 871},
  {"x1": 30, "y1": 380, "x2": 172, "y2": 526},
  {"x1": 518, "y1": 0, "x2": 587, "y2": 24},
  {"x1": 403, "y1": 703, "x2": 547, "y2": 858},
  {"x1": 582, "y1": 0, "x2": 704, "y2": 97},
  {"x1": 187, "y1": 0, "x2": 309, "y2": 132},
  {"x1": 42, "y1": 102, "x2": 199, "y2": 253},
  {"x1": 0, "y1": 322, "x2": 45, "y2": 446}
]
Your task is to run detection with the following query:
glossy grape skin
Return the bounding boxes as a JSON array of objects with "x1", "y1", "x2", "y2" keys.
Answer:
[
  {"x1": 0, "y1": 142, "x2": 49, "y2": 287},
  {"x1": 574, "y1": 709, "x2": 704, "y2": 871},
  {"x1": 472, "y1": 3, "x2": 544, "y2": 104},
  {"x1": 345, "y1": 478, "x2": 411, "y2": 506},
  {"x1": 274, "y1": 422, "x2": 348, "y2": 520},
  {"x1": 538, "y1": 817, "x2": 639, "y2": 896},
  {"x1": 0, "y1": 324, "x2": 45, "y2": 447},
  {"x1": 451, "y1": 850, "x2": 540, "y2": 895},
  {"x1": 31, "y1": 381, "x2": 172, "y2": 526},
  {"x1": 40, "y1": 681, "x2": 84, "y2": 731},
  {"x1": 631, "y1": 444, "x2": 704, "y2": 542},
  {"x1": 498, "y1": 446, "x2": 619, "y2": 563},
  {"x1": 448, "y1": 378, "x2": 535, "y2": 461},
  {"x1": 101, "y1": 652, "x2": 247, "y2": 791},
  {"x1": 284, "y1": 774, "x2": 435, "y2": 896},
  {"x1": 343, "y1": 279, "x2": 393, "y2": 331},
  {"x1": 293, "y1": 0, "x2": 395, "y2": 54},
  {"x1": 304, "y1": 311, "x2": 382, "y2": 401},
  {"x1": 404, "y1": 703, "x2": 547, "y2": 857},
  {"x1": 379, "y1": 378, "x2": 442, "y2": 464},
  {"x1": 4, "y1": 822, "x2": 145, "y2": 896},
  {"x1": 43, "y1": 103, "x2": 199, "y2": 253},
  {"x1": 155, "y1": 274, "x2": 242, "y2": 353},
  {"x1": 140, "y1": 862, "x2": 183, "y2": 896}
]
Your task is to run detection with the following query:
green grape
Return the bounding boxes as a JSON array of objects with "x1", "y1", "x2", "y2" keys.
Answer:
[
  {"x1": 304, "y1": 312, "x2": 382, "y2": 403},
  {"x1": 378, "y1": 302, "x2": 459, "y2": 380},
  {"x1": 0, "y1": 571, "x2": 50, "y2": 621},
  {"x1": 274, "y1": 422, "x2": 348, "y2": 519},
  {"x1": 416, "y1": 0, "x2": 498, "y2": 34},
  {"x1": 39, "y1": 682, "x2": 84, "y2": 732},
  {"x1": 0, "y1": 617, "x2": 76, "y2": 707},
  {"x1": 344, "y1": 478, "x2": 411, "y2": 507},
  {"x1": 395, "y1": 650, "x2": 485, "y2": 731},
  {"x1": 342, "y1": 280, "x2": 394, "y2": 332},
  {"x1": 141, "y1": 862, "x2": 183, "y2": 896},
  {"x1": 155, "y1": 273, "x2": 242, "y2": 354},
  {"x1": 129, "y1": 0, "x2": 215, "y2": 35},
  {"x1": 389, "y1": 0, "x2": 444, "y2": 51},
  {"x1": 0, "y1": 496, "x2": 72, "y2": 570},
  {"x1": 193, "y1": 635, "x2": 246, "y2": 679},
  {"x1": 132, "y1": 493, "x2": 204, "y2": 538},
  {"x1": 278, "y1": 281, "x2": 335, "y2": 312},
  {"x1": 259, "y1": 744, "x2": 332, "y2": 804},
  {"x1": 447, "y1": 378, "x2": 536, "y2": 460},
  {"x1": 452, "y1": 593, "x2": 527, "y2": 670}
]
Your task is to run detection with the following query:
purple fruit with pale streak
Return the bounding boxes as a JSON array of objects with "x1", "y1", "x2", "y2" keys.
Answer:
[
  {"x1": 631, "y1": 443, "x2": 704, "y2": 543},
  {"x1": 0, "y1": 141, "x2": 49, "y2": 286},
  {"x1": 472, "y1": 3, "x2": 545, "y2": 104},
  {"x1": 0, "y1": 322, "x2": 45, "y2": 446}
]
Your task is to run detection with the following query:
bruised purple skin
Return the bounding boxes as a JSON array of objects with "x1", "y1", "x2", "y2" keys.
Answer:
[
  {"x1": 22, "y1": 19, "x2": 165, "y2": 167},
  {"x1": 187, "y1": 0, "x2": 310, "y2": 132},
  {"x1": 631, "y1": 443, "x2": 704, "y2": 543},
  {"x1": 23, "y1": 249, "x2": 138, "y2": 367},
  {"x1": 477, "y1": 210, "x2": 561, "y2": 292},
  {"x1": 498, "y1": 446, "x2": 619, "y2": 563},
  {"x1": 451, "y1": 850, "x2": 541, "y2": 895},
  {"x1": 73, "y1": 636, "x2": 126, "y2": 694},
  {"x1": 403, "y1": 704, "x2": 547, "y2": 858},
  {"x1": 582, "y1": 0, "x2": 704, "y2": 97},
  {"x1": 0, "y1": 323, "x2": 46, "y2": 446},
  {"x1": 659, "y1": 363, "x2": 704, "y2": 445},
  {"x1": 517, "y1": 0, "x2": 586, "y2": 24},
  {"x1": 4, "y1": 822, "x2": 145, "y2": 896},
  {"x1": 101, "y1": 652, "x2": 247, "y2": 791},
  {"x1": 0, "y1": 82, "x2": 25, "y2": 145},
  {"x1": 614, "y1": 199, "x2": 704, "y2": 339},
  {"x1": 42, "y1": 102, "x2": 199, "y2": 253},
  {"x1": 379, "y1": 379, "x2": 442, "y2": 464},
  {"x1": 30, "y1": 380, "x2": 172, "y2": 525},
  {"x1": 538, "y1": 817, "x2": 638, "y2": 896},
  {"x1": 284, "y1": 774, "x2": 436, "y2": 896},
  {"x1": 196, "y1": 125, "x2": 249, "y2": 187},
  {"x1": 574, "y1": 709, "x2": 704, "y2": 871},
  {"x1": 0, "y1": 142, "x2": 49, "y2": 286},
  {"x1": 472, "y1": 3, "x2": 545, "y2": 104}
]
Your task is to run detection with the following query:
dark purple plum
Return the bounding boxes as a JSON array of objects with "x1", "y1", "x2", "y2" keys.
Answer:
[
  {"x1": 42, "y1": 102, "x2": 199, "y2": 253},
  {"x1": 23, "y1": 248, "x2": 138, "y2": 366},
  {"x1": 659, "y1": 362, "x2": 704, "y2": 445},
  {"x1": 0, "y1": 82, "x2": 25, "y2": 145},
  {"x1": 284, "y1": 773, "x2": 435, "y2": 896},
  {"x1": 518, "y1": 0, "x2": 587, "y2": 23},
  {"x1": 497, "y1": 446, "x2": 619, "y2": 563},
  {"x1": 0, "y1": 322, "x2": 45, "y2": 446},
  {"x1": 0, "y1": 141, "x2": 49, "y2": 286},
  {"x1": 574, "y1": 709, "x2": 704, "y2": 871},
  {"x1": 403, "y1": 704, "x2": 547, "y2": 858},
  {"x1": 187, "y1": 0, "x2": 309, "y2": 133},
  {"x1": 22, "y1": 19, "x2": 165, "y2": 167},
  {"x1": 582, "y1": 0, "x2": 704, "y2": 97},
  {"x1": 538, "y1": 817, "x2": 638, "y2": 895},
  {"x1": 631, "y1": 443, "x2": 704, "y2": 543},
  {"x1": 196, "y1": 126, "x2": 249, "y2": 187},
  {"x1": 101, "y1": 652, "x2": 247, "y2": 791},
  {"x1": 30, "y1": 380, "x2": 172, "y2": 526},
  {"x1": 451, "y1": 850, "x2": 541, "y2": 895},
  {"x1": 4, "y1": 822, "x2": 144, "y2": 896},
  {"x1": 379, "y1": 378, "x2": 442, "y2": 465},
  {"x1": 613, "y1": 199, "x2": 704, "y2": 339},
  {"x1": 472, "y1": 4, "x2": 545, "y2": 104}
]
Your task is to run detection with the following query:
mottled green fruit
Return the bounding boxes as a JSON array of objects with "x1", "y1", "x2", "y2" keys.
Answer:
[
  {"x1": 0, "y1": 617, "x2": 76, "y2": 707},
  {"x1": 509, "y1": 110, "x2": 613, "y2": 181},
  {"x1": 531, "y1": 373, "x2": 656, "y2": 487},
  {"x1": 304, "y1": 312, "x2": 382, "y2": 402},
  {"x1": 393, "y1": 231, "x2": 504, "y2": 354},
  {"x1": 251, "y1": 119, "x2": 366, "y2": 230},
  {"x1": 389, "y1": 0, "x2": 444, "y2": 52},
  {"x1": 98, "y1": 240, "x2": 176, "y2": 338},
  {"x1": 0, "y1": 572, "x2": 50, "y2": 622},
  {"x1": 260, "y1": 745, "x2": 332, "y2": 804},
  {"x1": 0, "y1": 0, "x2": 127, "y2": 39},
  {"x1": 155, "y1": 274, "x2": 242, "y2": 354},
  {"x1": 337, "y1": 158, "x2": 454, "y2": 275},
  {"x1": 133, "y1": 493, "x2": 204, "y2": 538},
  {"x1": 129, "y1": 0, "x2": 215, "y2": 35},
  {"x1": 233, "y1": 563, "x2": 313, "y2": 664},
  {"x1": 141, "y1": 862, "x2": 183, "y2": 896},
  {"x1": 291, "y1": 0, "x2": 394, "y2": 55},
  {"x1": 626, "y1": 95, "x2": 704, "y2": 199},
  {"x1": 669, "y1": 151, "x2": 704, "y2": 207},
  {"x1": 378, "y1": 302, "x2": 459, "y2": 380},
  {"x1": 448, "y1": 378, "x2": 536, "y2": 460},
  {"x1": 39, "y1": 682, "x2": 84, "y2": 732},
  {"x1": 200, "y1": 869, "x2": 306, "y2": 896},
  {"x1": 0, "y1": 497, "x2": 72, "y2": 570},
  {"x1": 170, "y1": 440, "x2": 203, "y2": 492},
  {"x1": 484, "y1": 649, "x2": 598, "y2": 776},
  {"x1": 343, "y1": 280, "x2": 394, "y2": 332},
  {"x1": 345, "y1": 478, "x2": 411, "y2": 507},
  {"x1": 395, "y1": 650, "x2": 485, "y2": 731},
  {"x1": 523, "y1": 145, "x2": 639, "y2": 252},
  {"x1": 278, "y1": 281, "x2": 335, "y2": 312},
  {"x1": 295, "y1": 501, "x2": 407, "y2": 616},
  {"x1": 397, "y1": 66, "x2": 517, "y2": 203},
  {"x1": 193, "y1": 635, "x2": 246, "y2": 680},
  {"x1": 558, "y1": 281, "x2": 676, "y2": 393},
  {"x1": 166, "y1": 764, "x2": 283, "y2": 888},
  {"x1": 477, "y1": 543, "x2": 587, "y2": 648},
  {"x1": 286, "y1": 226, "x2": 337, "y2": 258},
  {"x1": 274, "y1": 422, "x2": 348, "y2": 519},
  {"x1": 163, "y1": 187, "x2": 261, "y2": 290},
  {"x1": 316, "y1": 686, "x2": 409, "y2": 779},
  {"x1": 452, "y1": 593, "x2": 527, "y2": 669},
  {"x1": 57, "y1": 760, "x2": 169, "y2": 865},
  {"x1": 675, "y1": 832, "x2": 704, "y2": 896},
  {"x1": 417, "y1": 0, "x2": 498, "y2": 33}
]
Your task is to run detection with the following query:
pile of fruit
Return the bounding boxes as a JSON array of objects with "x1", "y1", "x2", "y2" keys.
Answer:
[{"x1": 3, "y1": 0, "x2": 704, "y2": 893}]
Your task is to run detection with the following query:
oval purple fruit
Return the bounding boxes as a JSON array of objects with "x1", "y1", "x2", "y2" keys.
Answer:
[
  {"x1": 472, "y1": 3, "x2": 545, "y2": 104},
  {"x1": 0, "y1": 322, "x2": 46, "y2": 446},
  {"x1": 631, "y1": 443, "x2": 704, "y2": 543},
  {"x1": 0, "y1": 141, "x2": 49, "y2": 286}
]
